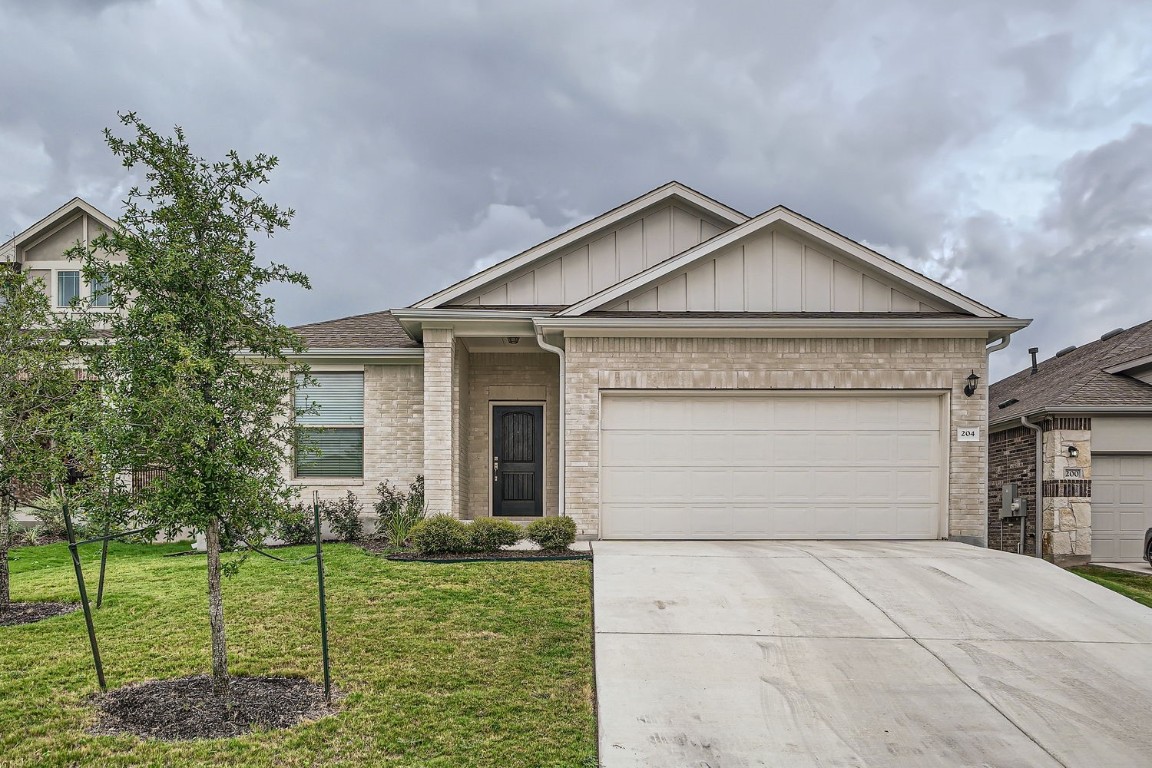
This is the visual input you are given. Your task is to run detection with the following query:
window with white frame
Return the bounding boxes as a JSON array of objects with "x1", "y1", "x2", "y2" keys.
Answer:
[
  {"x1": 91, "y1": 275, "x2": 112, "y2": 308},
  {"x1": 294, "y1": 372, "x2": 364, "y2": 478},
  {"x1": 57, "y1": 270, "x2": 80, "y2": 307}
]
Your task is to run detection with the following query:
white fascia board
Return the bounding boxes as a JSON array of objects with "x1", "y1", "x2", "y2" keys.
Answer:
[
  {"x1": 559, "y1": 207, "x2": 1004, "y2": 318},
  {"x1": 534, "y1": 316, "x2": 1030, "y2": 340},
  {"x1": 4, "y1": 198, "x2": 119, "y2": 252},
  {"x1": 1104, "y1": 353, "x2": 1152, "y2": 375},
  {"x1": 991, "y1": 405, "x2": 1152, "y2": 431},
  {"x1": 410, "y1": 183, "x2": 748, "y2": 309},
  {"x1": 391, "y1": 308, "x2": 547, "y2": 341},
  {"x1": 241, "y1": 348, "x2": 424, "y2": 363}
]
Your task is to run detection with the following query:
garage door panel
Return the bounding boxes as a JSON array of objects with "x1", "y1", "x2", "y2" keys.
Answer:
[
  {"x1": 601, "y1": 393, "x2": 944, "y2": 539},
  {"x1": 1091, "y1": 454, "x2": 1152, "y2": 562}
]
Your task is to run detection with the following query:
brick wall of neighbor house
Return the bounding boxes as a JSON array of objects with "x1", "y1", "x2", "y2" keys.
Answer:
[
  {"x1": 464, "y1": 352, "x2": 561, "y2": 519},
  {"x1": 987, "y1": 426, "x2": 1038, "y2": 554},
  {"x1": 294, "y1": 363, "x2": 424, "y2": 521},
  {"x1": 564, "y1": 336, "x2": 989, "y2": 540},
  {"x1": 1042, "y1": 417, "x2": 1092, "y2": 566}
]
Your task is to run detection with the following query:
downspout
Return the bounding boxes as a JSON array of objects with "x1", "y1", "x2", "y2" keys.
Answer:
[
  {"x1": 535, "y1": 328, "x2": 566, "y2": 518},
  {"x1": 1020, "y1": 415, "x2": 1044, "y2": 559}
]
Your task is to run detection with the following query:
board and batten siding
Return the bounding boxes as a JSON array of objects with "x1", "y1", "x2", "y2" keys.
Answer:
[
  {"x1": 455, "y1": 203, "x2": 733, "y2": 306},
  {"x1": 605, "y1": 226, "x2": 948, "y2": 313}
]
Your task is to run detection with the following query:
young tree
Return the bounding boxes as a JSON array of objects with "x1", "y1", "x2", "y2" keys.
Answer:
[
  {"x1": 0, "y1": 267, "x2": 92, "y2": 613},
  {"x1": 77, "y1": 113, "x2": 309, "y2": 695}
]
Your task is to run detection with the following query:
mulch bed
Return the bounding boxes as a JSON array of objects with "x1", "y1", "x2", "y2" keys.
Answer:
[
  {"x1": 92, "y1": 675, "x2": 337, "y2": 741},
  {"x1": 386, "y1": 550, "x2": 591, "y2": 563},
  {"x1": 0, "y1": 601, "x2": 79, "y2": 627}
]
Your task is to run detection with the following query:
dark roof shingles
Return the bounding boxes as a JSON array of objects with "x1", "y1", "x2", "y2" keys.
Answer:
[
  {"x1": 990, "y1": 319, "x2": 1152, "y2": 422},
  {"x1": 291, "y1": 311, "x2": 419, "y2": 349}
]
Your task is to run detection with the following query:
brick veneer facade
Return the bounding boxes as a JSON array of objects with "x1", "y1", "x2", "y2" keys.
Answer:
[
  {"x1": 563, "y1": 336, "x2": 989, "y2": 540},
  {"x1": 987, "y1": 417, "x2": 1093, "y2": 566},
  {"x1": 987, "y1": 425, "x2": 1037, "y2": 554}
]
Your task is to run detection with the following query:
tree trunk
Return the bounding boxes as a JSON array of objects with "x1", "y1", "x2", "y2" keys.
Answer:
[
  {"x1": 205, "y1": 516, "x2": 229, "y2": 696},
  {"x1": 0, "y1": 495, "x2": 10, "y2": 614}
]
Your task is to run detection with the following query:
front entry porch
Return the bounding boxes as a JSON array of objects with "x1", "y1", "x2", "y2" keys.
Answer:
[{"x1": 423, "y1": 327, "x2": 560, "y2": 521}]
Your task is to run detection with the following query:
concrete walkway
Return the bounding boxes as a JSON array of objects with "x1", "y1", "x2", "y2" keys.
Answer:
[
  {"x1": 592, "y1": 540, "x2": 1152, "y2": 767},
  {"x1": 1091, "y1": 560, "x2": 1152, "y2": 575}
]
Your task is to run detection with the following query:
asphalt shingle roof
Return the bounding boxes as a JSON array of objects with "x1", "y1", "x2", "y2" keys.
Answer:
[
  {"x1": 990, "y1": 319, "x2": 1152, "y2": 424},
  {"x1": 291, "y1": 311, "x2": 420, "y2": 349}
]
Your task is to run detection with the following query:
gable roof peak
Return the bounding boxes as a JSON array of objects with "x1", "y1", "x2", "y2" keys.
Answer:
[{"x1": 412, "y1": 182, "x2": 748, "y2": 309}]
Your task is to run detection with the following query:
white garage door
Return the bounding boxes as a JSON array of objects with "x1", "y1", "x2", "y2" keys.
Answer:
[
  {"x1": 1092, "y1": 454, "x2": 1152, "y2": 562},
  {"x1": 600, "y1": 393, "x2": 944, "y2": 539}
]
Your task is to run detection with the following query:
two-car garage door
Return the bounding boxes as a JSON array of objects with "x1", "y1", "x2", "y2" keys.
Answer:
[{"x1": 600, "y1": 392, "x2": 945, "y2": 539}]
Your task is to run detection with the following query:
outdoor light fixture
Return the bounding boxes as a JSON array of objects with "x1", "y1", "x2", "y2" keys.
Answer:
[
  {"x1": 963, "y1": 370, "x2": 980, "y2": 397},
  {"x1": 1067, "y1": 445, "x2": 1079, "y2": 459}
]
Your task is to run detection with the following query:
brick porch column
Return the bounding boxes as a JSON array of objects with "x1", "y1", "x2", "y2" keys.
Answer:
[{"x1": 423, "y1": 327, "x2": 456, "y2": 517}]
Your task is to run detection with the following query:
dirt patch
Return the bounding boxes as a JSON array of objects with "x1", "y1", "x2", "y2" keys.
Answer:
[
  {"x1": 0, "y1": 601, "x2": 79, "y2": 627},
  {"x1": 92, "y1": 675, "x2": 336, "y2": 741}
]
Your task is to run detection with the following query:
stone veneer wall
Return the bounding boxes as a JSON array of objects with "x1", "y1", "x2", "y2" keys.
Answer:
[
  {"x1": 423, "y1": 329, "x2": 455, "y2": 516},
  {"x1": 563, "y1": 336, "x2": 989, "y2": 540},
  {"x1": 987, "y1": 425, "x2": 1038, "y2": 554},
  {"x1": 464, "y1": 352, "x2": 561, "y2": 519},
  {"x1": 1042, "y1": 417, "x2": 1092, "y2": 566},
  {"x1": 293, "y1": 363, "x2": 424, "y2": 519}
]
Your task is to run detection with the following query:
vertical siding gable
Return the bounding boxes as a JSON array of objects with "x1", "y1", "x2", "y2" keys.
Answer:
[
  {"x1": 603, "y1": 226, "x2": 951, "y2": 313},
  {"x1": 454, "y1": 202, "x2": 734, "y2": 306}
]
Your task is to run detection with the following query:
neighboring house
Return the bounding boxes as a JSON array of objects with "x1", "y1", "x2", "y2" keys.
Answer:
[
  {"x1": 1, "y1": 197, "x2": 120, "y2": 309},
  {"x1": 988, "y1": 321, "x2": 1152, "y2": 566},
  {"x1": 289, "y1": 182, "x2": 1029, "y2": 544}
]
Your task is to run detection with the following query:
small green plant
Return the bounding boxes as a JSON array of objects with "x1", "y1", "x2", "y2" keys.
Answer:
[
  {"x1": 374, "y1": 476, "x2": 425, "y2": 548},
  {"x1": 524, "y1": 516, "x2": 577, "y2": 552},
  {"x1": 26, "y1": 491, "x2": 87, "y2": 540},
  {"x1": 467, "y1": 517, "x2": 522, "y2": 552},
  {"x1": 410, "y1": 515, "x2": 469, "y2": 555},
  {"x1": 19, "y1": 524, "x2": 43, "y2": 547},
  {"x1": 323, "y1": 491, "x2": 364, "y2": 541},
  {"x1": 275, "y1": 503, "x2": 316, "y2": 545}
]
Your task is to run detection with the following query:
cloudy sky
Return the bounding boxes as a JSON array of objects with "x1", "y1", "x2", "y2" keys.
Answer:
[{"x1": 2, "y1": 0, "x2": 1150, "y2": 379}]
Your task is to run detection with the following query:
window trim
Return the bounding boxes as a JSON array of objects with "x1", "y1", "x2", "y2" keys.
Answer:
[
  {"x1": 293, "y1": 371, "x2": 365, "y2": 479},
  {"x1": 57, "y1": 269, "x2": 81, "y2": 307}
]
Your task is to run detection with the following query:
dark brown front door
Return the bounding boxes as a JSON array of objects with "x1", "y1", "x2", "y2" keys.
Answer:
[{"x1": 492, "y1": 404, "x2": 544, "y2": 517}]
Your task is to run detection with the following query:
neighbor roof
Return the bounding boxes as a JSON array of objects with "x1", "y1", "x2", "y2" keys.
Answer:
[
  {"x1": 291, "y1": 311, "x2": 420, "y2": 349},
  {"x1": 0, "y1": 197, "x2": 118, "y2": 256},
  {"x1": 990, "y1": 319, "x2": 1152, "y2": 424}
]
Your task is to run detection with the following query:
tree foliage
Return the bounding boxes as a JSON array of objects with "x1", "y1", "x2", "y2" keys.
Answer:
[
  {"x1": 74, "y1": 113, "x2": 310, "y2": 693},
  {"x1": 0, "y1": 266, "x2": 96, "y2": 612}
]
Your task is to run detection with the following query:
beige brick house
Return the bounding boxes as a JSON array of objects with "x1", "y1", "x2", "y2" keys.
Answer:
[{"x1": 291, "y1": 182, "x2": 1029, "y2": 543}]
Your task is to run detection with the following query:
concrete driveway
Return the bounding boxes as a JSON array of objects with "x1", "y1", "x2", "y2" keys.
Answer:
[{"x1": 592, "y1": 540, "x2": 1152, "y2": 767}]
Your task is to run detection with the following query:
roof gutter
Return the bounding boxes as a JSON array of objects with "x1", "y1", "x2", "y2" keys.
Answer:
[
  {"x1": 535, "y1": 316, "x2": 1031, "y2": 339},
  {"x1": 986, "y1": 334, "x2": 1012, "y2": 353},
  {"x1": 1019, "y1": 415, "x2": 1044, "y2": 559},
  {"x1": 534, "y1": 328, "x2": 566, "y2": 520}
]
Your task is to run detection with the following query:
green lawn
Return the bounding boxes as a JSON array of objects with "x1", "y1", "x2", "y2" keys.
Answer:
[
  {"x1": 1, "y1": 541, "x2": 596, "y2": 767},
  {"x1": 1071, "y1": 565, "x2": 1152, "y2": 610}
]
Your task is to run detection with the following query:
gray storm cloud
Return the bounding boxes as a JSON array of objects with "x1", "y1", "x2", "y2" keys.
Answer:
[{"x1": 1, "y1": 0, "x2": 1149, "y2": 379}]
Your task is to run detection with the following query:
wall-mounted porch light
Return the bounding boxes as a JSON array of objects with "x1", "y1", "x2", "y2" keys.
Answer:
[
  {"x1": 963, "y1": 370, "x2": 980, "y2": 398},
  {"x1": 1066, "y1": 445, "x2": 1079, "y2": 459}
]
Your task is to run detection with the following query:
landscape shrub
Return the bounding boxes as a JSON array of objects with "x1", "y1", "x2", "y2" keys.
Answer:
[
  {"x1": 26, "y1": 492, "x2": 91, "y2": 540},
  {"x1": 274, "y1": 503, "x2": 316, "y2": 545},
  {"x1": 466, "y1": 517, "x2": 522, "y2": 552},
  {"x1": 410, "y1": 515, "x2": 469, "y2": 555},
  {"x1": 373, "y1": 475, "x2": 425, "y2": 548},
  {"x1": 323, "y1": 491, "x2": 364, "y2": 541},
  {"x1": 524, "y1": 516, "x2": 577, "y2": 552}
]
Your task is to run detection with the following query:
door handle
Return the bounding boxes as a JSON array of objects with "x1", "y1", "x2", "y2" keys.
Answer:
[{"x1": 493, "y1": 456, "x2": 499, "y2": 484}]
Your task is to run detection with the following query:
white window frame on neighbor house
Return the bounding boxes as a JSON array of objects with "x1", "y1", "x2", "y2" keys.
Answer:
[
  {"x1": 294, "y1": 371, "x2": 365, "y2": 479},
  {"x1": 90, "y1": 274, "x2": 112, "y2": 308},
  {"x1": 57, "y1": 269, "x2": 81, "y2": 307}
]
